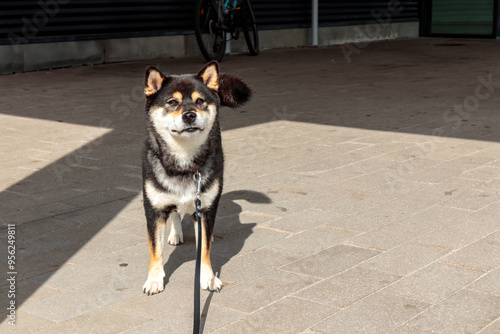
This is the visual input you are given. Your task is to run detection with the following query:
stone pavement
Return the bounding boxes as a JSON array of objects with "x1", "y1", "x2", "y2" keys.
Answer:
[{"x1": 1, "y1": 37, "x2": 500, "y2": 333}]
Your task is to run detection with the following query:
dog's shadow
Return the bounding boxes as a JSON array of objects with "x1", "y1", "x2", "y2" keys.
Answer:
[{"x1": 161, "y1": 189, "x2": 271, "y2": 328}]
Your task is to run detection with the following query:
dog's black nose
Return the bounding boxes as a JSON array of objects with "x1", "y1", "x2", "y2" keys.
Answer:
[{"x1": 182, "y1": 111, "x2": 197, "y2": 124}]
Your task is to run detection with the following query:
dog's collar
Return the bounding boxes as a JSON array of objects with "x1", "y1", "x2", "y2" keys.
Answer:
[{"x1": 163, "y1": 168, "x2": 194, "y2": 177}]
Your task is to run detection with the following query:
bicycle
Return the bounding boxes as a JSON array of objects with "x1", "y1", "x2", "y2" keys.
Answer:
[{"x1": 194, "y1": 0, "x2": 259, "y2": 62}]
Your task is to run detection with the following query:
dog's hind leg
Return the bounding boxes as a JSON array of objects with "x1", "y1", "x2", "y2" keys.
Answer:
[
  {"x1": 143, "y1": 213, "x2": 167, "y2": 295},
  {"x1": 168, "y1": 211, "x2": 183, "y2": 245}
]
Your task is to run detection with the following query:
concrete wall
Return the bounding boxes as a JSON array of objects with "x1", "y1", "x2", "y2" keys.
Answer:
[
  {"x1": 228, "y1": 22, "x2": 419, "y2": 54},
  {"x1": 0, "y1": 22, "x2": 418, "y2": 75}
]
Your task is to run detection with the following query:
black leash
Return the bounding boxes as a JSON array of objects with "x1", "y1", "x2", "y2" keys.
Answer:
[{"x1": 193, "y1": 172, "x2": 202, "y2": 334}]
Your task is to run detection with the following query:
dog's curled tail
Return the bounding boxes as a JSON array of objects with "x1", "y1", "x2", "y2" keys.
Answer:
[{"x1": 218, "y1": 74, "x2": 252, "y2": 108}]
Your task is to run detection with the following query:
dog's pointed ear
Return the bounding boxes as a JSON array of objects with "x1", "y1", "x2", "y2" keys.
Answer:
[
  {"x1": 145, "y1": 66, "x2": 165, "y2": 96},
  {"x1": 218, "y1": 74, "x2": 252, "y2": 108},
  {"x1": 198, "y1": 61, "x2": 219, "y2": 91}
]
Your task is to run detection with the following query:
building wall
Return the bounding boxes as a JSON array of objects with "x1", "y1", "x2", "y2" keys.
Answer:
[
  {"x1": 0, "y1": 1, "x2": 419, "y2": 74},
  {"x1": 0, "y1": 22, "x2": 419, "y2": 75}
]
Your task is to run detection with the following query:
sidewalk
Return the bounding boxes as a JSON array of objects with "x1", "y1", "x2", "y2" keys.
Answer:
[{"x1": 1, "y1": 37, "x2": 500, "y2": 333}]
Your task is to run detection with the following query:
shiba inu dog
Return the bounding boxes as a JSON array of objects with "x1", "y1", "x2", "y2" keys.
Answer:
[{"x1": 141, "y1": 61, "x2": 251, "y2": 295}]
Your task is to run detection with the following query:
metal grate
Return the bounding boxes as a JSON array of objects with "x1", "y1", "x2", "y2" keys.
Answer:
[
  {"x1": 0, "y1": 0, "x2": 419, "y2": 45},
  {"x1": 0, "y1": 0, "x2": 194, "y2": 44},
  {"x1": 254, "y1": 0, "x2": 418, "y2": 29}
]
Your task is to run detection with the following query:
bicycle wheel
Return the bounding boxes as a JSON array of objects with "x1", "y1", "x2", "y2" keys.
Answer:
[
  {"x1": 241, "y1": 0, "x2": 259, "y2": 56},
  {"x1": 194, "y1": 0, "x2": 227, "y2": 62}
]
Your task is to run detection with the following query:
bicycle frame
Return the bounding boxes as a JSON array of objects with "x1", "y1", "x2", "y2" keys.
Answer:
[
  {"x1": 213, "y1": 0, "x2": 237, "y2": 31},
  {"x1": 214, "y1": 0, "x2": 256, "y2": 34}
]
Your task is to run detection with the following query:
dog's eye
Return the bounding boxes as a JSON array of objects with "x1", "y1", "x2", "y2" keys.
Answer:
[
  {"x1": 167, "y1": 99, "x2": 179, "y2": 107},
  {"x1": 195, "y1": 98, "x2": 205, "y2": 105}
]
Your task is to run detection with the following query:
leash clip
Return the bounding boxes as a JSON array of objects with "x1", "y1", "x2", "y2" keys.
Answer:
[{"x1": 193, "y1": 172, "x2": 202, "y2": 200}]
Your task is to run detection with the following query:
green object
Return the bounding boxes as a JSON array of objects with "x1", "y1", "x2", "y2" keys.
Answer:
[{"x1": 431, "y1": 0, "x2": 494, "y2": 35}]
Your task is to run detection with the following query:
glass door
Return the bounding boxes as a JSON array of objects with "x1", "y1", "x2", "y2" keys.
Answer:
[{"x1": 422, "y1": 0, "x2": 497, "y2": 37}]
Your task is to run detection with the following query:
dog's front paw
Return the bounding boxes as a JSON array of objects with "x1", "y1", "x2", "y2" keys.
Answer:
[
  {"x1": 167, "y1": 232, "x2": 183, "y2": 245},
  {"x1": 143, "y1": 270, "x2": 165, "y2": 295},
  {"x1": 200, "y1": 271, "x2": 223, "y2": 292}
]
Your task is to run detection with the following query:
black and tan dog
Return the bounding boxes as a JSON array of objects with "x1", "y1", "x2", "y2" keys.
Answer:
[{"x1": 141, "y1": 61, "x2": 251, "y2": 295}]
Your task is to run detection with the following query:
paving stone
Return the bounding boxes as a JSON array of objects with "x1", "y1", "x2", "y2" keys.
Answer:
[
  {"x1": 460, "y1": 166, "x2": 500, "y2": 182},
  {"x1": 268, "y1": 226, "x2": 359, "y2": 256},
  {"x1": 106, "y1": 215, "x2": 146, "y2": 239},
  {"x1": 346, "y1": 156, "x2": 404, "y2": 174},
  {"x1": 359, "y1": 243, "x2": 450, "y2": 276},
  {"x1": 233, "y1": 199, "x2": 299, "y2": 217},
  {"x1": 1, "y1": 201, "x2": 80, "y2": 225},
  {"x1": 375, "y1": 179, "x2": 428, "y2": 199},
  {"x1": 295, "y1": 267, "x2": 401, "y2": 308},
  {"x1": 213, "y1": 297, "x2": 337, "y2": 334},
  {"x1": 53, "y1": 200, "x2": 136, "y2": 227},
  {"x1": 406, "y1": 166, "x2": 464, "y2": 184},
  {"x1": 311, "y1": 292, "x2": 430, "y2": 334},
  {"x1": 314, "y1": 141, "x2": 371, "y2": 156},
  {"x1": 416, "y1": 218, "x2": 500, "y2": 251},
  {"x1": 102, "y1": 277, "x2": 198, "y2": 321},
  {"x1": 380, "y1": 147, "x2": 431, "y2": 164},
  {"x1": 344, "y1": 169, "x2": 401, "y2": 191},
  {"x1": 264, "y1": 208, "x2": 346, "y2": 233},
  {"x1": 216, "y1": 208, "x2": 279, "y2": 230},
  {"x1": 0, "y1": 311, "x2": 55, "y2": 333},
  {"x1": 212, "y1": 269, "x2": 319, "y2": 313},
  {"x1": 0, "y1": 278, "x2": 60, "y2": 308},
  {"x1": 37, "y1": 304, "x2": 150, "y2": 334},
  {"x1": 420, "y1": 177, "x2": 485, "y2": 204},
  {"x1": 488, "y1": 159, "x2": 500, "y2": 167},
  {"x1": 442, "y1": 189, "x2": 500, "y2": 211},
  {"x1": 14, "y1": 231, "x2": 108, "y2": 282},
  {"x1": 409, "y1": 289, "x2": 500, "y2": 334},
  {"x1": 249, "y1": 171, "x2": 348, "y2": 197},
  {"x1": 74, "y1": 228, "x2": 146, "y2": 256},
  {"x1": 467, "y1": 202, "x2": 500, "y2": 223},
  {"x1": 478, "y1": 319, "x2": 500, "y2": 334},
  {"x1": 214, "y1": 247, "x2": 300, "y2": 284},
  {"x1": 122, "y1": 303, "x2": 245, "y2": 334},
  {"x1": 440, "y1": 155, "x2": 495, "y2": 172},
  {"x1": 389, "y1": 325, "x2": 437, "y2": 333},
  {"x1": 326, "y1": 205, "x2": 408, "y2": 232},
  {"x1": 281, "y1": 244, "x2": 380, "y2": 278},
  {"x1": 60, "y1": 188, "x2": 136, "y2": 208},
  {"x1": 422, "y1": 143, "x2": 484, "y2": 162},
  {"x1": 287, "y1": 157, "x2": 356, "y2": 176},
  {"x1": 444, "y1": 231, "x2": 500, "y2": 272},
  {"x1": 403, "y1": 204, "x2": 474, "y2": 230},
  {"x1": 349, "y1": 221, "x2": 430, "y2": 251},
  {"x1": 322, "y1": 191, "x2": 394, "y2": 215},
  {"x1": 4, "y1": 216, "x2": 78, "y2": 241},
  {"x1": 383, "y1": 190, "x2": 438, "y2": 216},
  {"x1": 478, "y1": 179, "x2": 500, "y2": 192},
  {"x1": 318, "y1": 150, "x2": 375, "y2": 169},
  {"x1": 255, "y1": 197, "x2": 328, "y2": 217},
  {"x1": 212, "y1": 226, "x2": 289, "y2": 259},
  {"x1": 387, "y1": 262, "x2": 483, "y2": 304},
  {"x1": 22, "y1": 268, "x2": 142, "y2": 322},
  {"x1": 30, "y1": 253, "x2": 136, "y2": 292},
  {"x1": 469, "y1": 268, "x2": 500, "y2": 296}
]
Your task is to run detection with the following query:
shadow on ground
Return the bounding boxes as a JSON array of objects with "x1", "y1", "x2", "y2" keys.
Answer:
[
  {"x1": 160, "y1": 190, "x2": 271, "y2": 334},
  {"x1": 162, "y1": 190, "x2": 272, "y2": 285}
]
